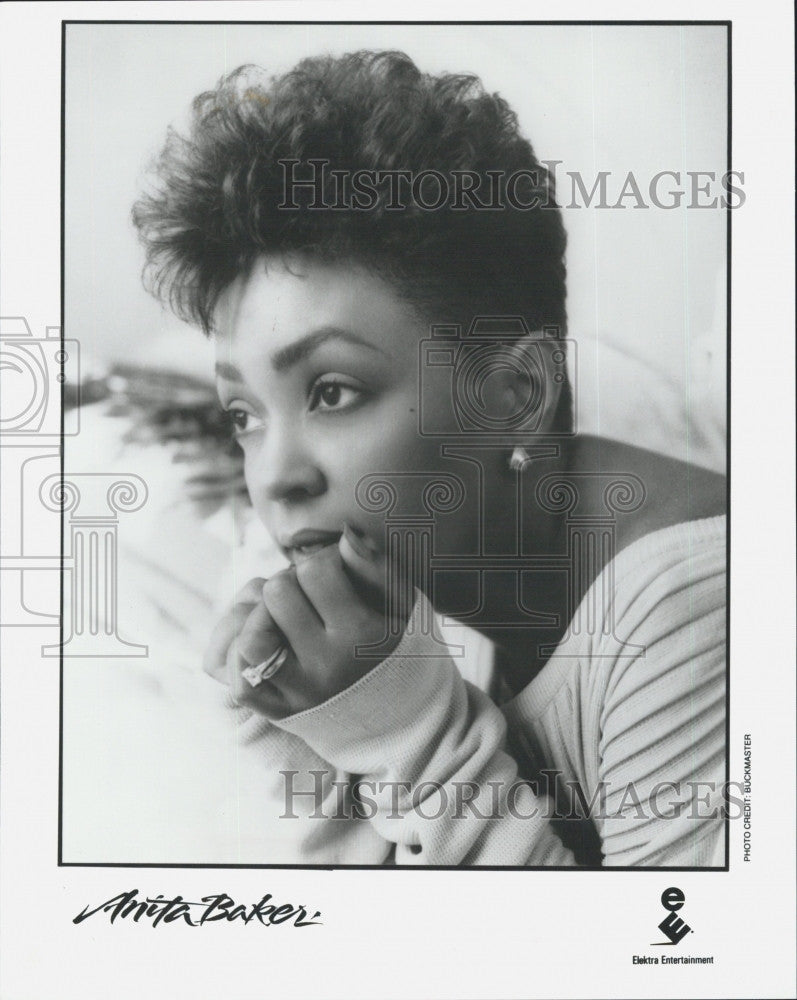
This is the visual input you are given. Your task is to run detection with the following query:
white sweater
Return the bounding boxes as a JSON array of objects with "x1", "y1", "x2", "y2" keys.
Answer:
[{"x1": 228, "y1": 515, "x2": 726, "y2": 866}]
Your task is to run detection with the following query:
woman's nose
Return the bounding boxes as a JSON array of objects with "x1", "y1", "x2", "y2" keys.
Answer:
[{"x1": 248, "y1": 424, "x2": 326, "y2": 505}]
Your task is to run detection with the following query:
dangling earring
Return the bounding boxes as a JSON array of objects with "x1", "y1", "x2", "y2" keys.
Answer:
[{"x1": 509, "y1": 446, "x2": 529, "y2": 471}]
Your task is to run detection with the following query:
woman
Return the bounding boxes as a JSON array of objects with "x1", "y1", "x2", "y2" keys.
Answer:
[{"x1": 133, "y1": 50, "x2": 727, "y2": 866}]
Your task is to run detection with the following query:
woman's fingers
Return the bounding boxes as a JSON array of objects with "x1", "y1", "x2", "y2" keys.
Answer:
[
  {"x1": 339, "y1": 524, "x2": 415, "y2": 627},
  {"x1": 234, "y1": 577, "x2": 269, "y2": 606},
  {"x1": 205, "y1": 533, "x2": 419, "y2": 715},
  {"x1": 235, "y1": 598, "x2": 283, "y2": 668},
  {"x1": 203, "y1": 577, "x2": 266, "y2": 681},
  {"x1": 261, "y1": 568, "x2": 325, "y2": 665},
  {"x1": 225, "y1": 637, "x2": 288, "y2": 715},
  {"x1": 293, "y1": 544, "x2": 362, "y2": 627}
]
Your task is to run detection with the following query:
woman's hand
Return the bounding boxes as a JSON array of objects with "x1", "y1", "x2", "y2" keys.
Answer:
[{"x1": 203, "y1": 525, "x2": 413, "y2": 719}]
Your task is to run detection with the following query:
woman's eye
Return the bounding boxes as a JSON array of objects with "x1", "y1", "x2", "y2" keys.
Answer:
[
  {"x1": 226, "y1": 406, "x2": 262, "y2": 436},
  {"x1": 309, "y1": 378, "x2": 362, "y2": 412}
]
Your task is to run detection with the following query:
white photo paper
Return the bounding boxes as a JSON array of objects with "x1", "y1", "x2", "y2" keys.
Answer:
[{"x1": 0, "y1": 4, "x2": 794, "y2": 999}]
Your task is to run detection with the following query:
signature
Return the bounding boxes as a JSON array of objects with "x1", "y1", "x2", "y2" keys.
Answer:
[{"x1": 73, "y1": 889, "x2": 322, "y2": 928}]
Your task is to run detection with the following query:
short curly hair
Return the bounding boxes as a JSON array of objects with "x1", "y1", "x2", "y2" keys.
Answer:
[{"x1": 133, "y1": 50, "x2": 567, "y2": 337}]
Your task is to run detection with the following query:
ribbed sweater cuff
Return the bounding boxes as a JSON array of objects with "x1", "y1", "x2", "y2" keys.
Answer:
[{"x1": 271, "y1": 591, "x2": 455, "y2": 764}]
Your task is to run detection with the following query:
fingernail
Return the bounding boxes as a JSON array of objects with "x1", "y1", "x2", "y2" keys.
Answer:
[{"x1": 342, "y1": 522, "x2": 377, "y2": 560}]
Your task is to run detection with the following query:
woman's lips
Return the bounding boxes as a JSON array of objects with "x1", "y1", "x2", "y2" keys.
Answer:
[{"x1": 279, "y1": 529, "x2": 343, "y2": 563}]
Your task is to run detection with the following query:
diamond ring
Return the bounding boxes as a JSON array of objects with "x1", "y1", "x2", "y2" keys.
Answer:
[{"x1": 241, "y1": 645, "x2": 289, "y2": 687}]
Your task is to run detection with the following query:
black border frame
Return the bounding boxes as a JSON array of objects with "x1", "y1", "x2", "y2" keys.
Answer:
[{"x1": 58, "y1": 18, "x2": 733, "y2": 873}]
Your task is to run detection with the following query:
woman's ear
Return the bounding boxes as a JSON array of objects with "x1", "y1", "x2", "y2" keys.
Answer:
[{"x1": 481, "y1": 333, "x2": 566, "y2": 435}]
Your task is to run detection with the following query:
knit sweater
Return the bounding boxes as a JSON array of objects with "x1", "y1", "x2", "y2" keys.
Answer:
[{"x1": 229, "y1": 515, "x2": 726, "y2": 866}]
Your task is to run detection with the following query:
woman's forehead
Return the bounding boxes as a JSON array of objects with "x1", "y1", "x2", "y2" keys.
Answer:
[{"x1": 213, "y1": 255, "x2": 423, "y2": 359}]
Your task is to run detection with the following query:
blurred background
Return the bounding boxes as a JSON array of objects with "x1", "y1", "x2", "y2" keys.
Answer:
[
  {"x1": 65, "y1": 21, "x2": 727, "y2": 467},
  {"x1": 61, "y1": 23, "x2": 728, "y2": 863}
]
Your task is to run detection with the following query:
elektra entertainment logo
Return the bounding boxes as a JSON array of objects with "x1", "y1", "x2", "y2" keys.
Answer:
[
  {"x1": 633, "y1": 886, "x2": 713, "y2": 967},
  {"x1": 652, "y1": 887, "x2": 691, "y2": 946}
]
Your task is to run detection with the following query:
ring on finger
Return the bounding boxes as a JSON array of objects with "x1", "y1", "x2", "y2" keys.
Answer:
[{"x1": 241, "y1": 645, "x2": 289, "y2": 687}]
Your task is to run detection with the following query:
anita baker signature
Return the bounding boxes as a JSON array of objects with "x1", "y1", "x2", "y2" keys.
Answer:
[{"x1": 73, "y1": 888, "x2": 322, "y2": 928}]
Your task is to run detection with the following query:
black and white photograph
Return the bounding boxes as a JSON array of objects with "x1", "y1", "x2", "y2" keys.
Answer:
[
  {"x1": 0, "y1": 5, "x2": 794, "y2": 1000},
  {"x1": 60, "y1": 20, "x2": 730, "y2": 869}
]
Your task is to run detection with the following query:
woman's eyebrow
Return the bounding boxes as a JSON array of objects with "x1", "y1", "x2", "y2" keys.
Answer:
[
  {"x1": 270, "y1": 326, "x2": 389, "y2": 372},
  {"x1": 215, "y1": 361, "x2": 243, "y2": 382}
]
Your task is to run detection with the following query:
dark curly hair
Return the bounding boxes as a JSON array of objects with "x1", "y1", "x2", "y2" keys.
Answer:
[{"x1": 132, "y1": 50, "x2": 570, "y2": 424}]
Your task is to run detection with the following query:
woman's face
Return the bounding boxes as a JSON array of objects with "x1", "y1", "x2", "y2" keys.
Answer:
[{"x1": 213, "y1": 254, "x2": 479, "y2": 569}]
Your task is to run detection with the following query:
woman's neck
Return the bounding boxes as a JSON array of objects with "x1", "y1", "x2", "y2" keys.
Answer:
[{"x1": 455, "y1": 434, "x2": 726, "y2": 693}]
